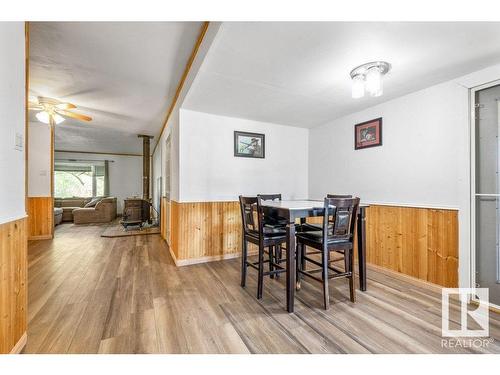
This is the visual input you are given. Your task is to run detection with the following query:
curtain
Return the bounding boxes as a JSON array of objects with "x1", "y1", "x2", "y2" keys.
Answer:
[{"x1": 104, "y1": 160, "x2": 110, "y2": 197}]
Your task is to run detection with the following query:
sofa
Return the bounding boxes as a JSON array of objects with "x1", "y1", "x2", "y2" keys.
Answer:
[
  {"x1": 54, "y1": 197, "x2": 92, "y2": 222},
  {"x1": 54, "y1": 207, "x2": 63, "y2": 225},
  {"x1": 73, "y1": 197, "x2": 117, "y2": 224}
]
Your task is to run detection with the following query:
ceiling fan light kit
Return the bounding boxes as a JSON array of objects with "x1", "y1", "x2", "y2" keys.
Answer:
[
  {"x1": 29, "y1": 96, "x2": 92, "y2": 126},
  {"x1": 350, "y1": 61, "x2": 391, "y2": 99}
]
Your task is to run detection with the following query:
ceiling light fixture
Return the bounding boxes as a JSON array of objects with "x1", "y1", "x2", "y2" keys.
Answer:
[{"x1": 350, "y1": 61, "x2": 391, "y2": 99}]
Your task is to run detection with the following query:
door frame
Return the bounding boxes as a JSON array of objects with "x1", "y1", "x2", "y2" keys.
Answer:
[{"x1": 470, "y1": 78, "x2": 500, "y2": 309}]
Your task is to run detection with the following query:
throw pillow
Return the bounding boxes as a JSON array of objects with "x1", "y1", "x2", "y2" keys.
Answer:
[{"x1": 84, "y1": 197, "x2": 101, "y2": 208}]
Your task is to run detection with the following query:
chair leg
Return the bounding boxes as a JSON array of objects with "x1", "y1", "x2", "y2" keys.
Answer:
[
  {"x1": 275, "y1": 245, "x2": 281, "y2": 279},
  {"x1": 269, "y1": 245, "x2": 275, "y2": 279},
  {"x1": 349, "y1": 248, "x2": 356, "y2": 303},
  {"x1": 241, "y1": 238, "x2": 247, "y2": 288},
  {"x1": 301, "y1": 243, "x2": 306, "y2": 271},
  {"x1": 296, "y1": 242, "x2": 301, "y2": 291},
  {"x1": 257, "y1": 244, "x2": 264, "y2": 299},
  {"x1": 322, "y1": 248, "x2": 330, "y2": 310}
]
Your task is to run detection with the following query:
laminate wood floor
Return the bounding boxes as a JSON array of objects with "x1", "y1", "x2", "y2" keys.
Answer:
[{"x1": 25, "y1": 223, "x2": 500, "y2": 354}]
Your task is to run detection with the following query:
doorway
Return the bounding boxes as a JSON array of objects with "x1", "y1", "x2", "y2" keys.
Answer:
[{"x1": 472, "y1": 81, "x2": 500, "y2": 308}]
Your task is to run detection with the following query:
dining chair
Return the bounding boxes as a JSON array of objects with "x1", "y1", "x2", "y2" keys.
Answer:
[
  {"x1": 239, "y1": 196, "x2": 287, "y2": 299},
  {"x1": 301, "y1": 194, "x2": 353, "y2": 232},
  {"x1": 257, "y1": 193, "x2": 288, "y2": 277},
  {"x1": 295, "y1": 196, "x2": 360, "y2": 309}
]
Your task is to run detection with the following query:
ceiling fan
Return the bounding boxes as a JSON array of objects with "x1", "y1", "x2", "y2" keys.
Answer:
[{"x1": 29, "y1": 96, "x2": 92, "y2": 126}]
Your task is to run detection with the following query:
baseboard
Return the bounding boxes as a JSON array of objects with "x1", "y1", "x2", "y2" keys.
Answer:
[
  {"x1": 28, "y1": 234, "x2": 53, "y2": 241},
  {"x1": 175, "y1": 252, "x2": 242, "y2": 266},
  {"x1": 168, "y1": 245, "x2": 179, "y2": 266},
  {"x1": 168, "y1": 245, "x2": 258, "y2": 267},
  {"x1": 9, "y1": 332, "x2": 27, "y2": 354},
  {"x1": 365, "y1": 262, "x2": 444, "y2": 293}
]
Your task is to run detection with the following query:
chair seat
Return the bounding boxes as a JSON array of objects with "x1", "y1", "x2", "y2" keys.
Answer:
[
  {"x1": 248, "y1": 226, "x2": 287, "y2": 239},
  {"x1": 296, "y1": 230, "x2": 351, "y2": 247},
  {"x1": 264, "y1": 216, "x2": 288, "y2": 227}
]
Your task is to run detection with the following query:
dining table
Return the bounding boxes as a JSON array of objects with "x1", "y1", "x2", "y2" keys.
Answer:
[{"x1": 261, "y1": 199, "x2": 369, "y2": 313}]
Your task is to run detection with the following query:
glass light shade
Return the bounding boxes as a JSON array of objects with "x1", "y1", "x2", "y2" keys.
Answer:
[
  {"x1": 35, "y1": 111, "x2": 50, "y2": 124},
  {"x1": 365, "y1": 67, "x2": 383, "y2": 97},
  {"x1": 53, "y1": 113, "x2": 65, "y2": 124},
  {"x1": 351, "y1": 74, "x2": 365, "y2": 99}
]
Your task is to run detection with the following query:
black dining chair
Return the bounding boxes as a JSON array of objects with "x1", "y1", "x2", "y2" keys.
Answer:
[
  {"x1": 295, "y1": 196, "x2": 360, "y2": 309},
  {"x1": 257, "y1": 193, "x2": 288, "y2": 277},
  {"x1": 300, "y1": 194, "x2": 353, "y2": 232},
  {"x1": 239, "y1": 196, "x2": 287, "y2": 299}
]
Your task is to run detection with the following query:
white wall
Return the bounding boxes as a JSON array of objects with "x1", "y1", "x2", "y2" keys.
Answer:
[
  {"x1": 152, "y1": 23, "x2": 222, "y2": 204},
  {"x1": 28, "y1": 122, "x2": 52, "y2": 197},
  {"x1": 309, "y1": 80, "x2": 468, "y2": 208},
  {"x1": 54, "y1": 152, "x2": 142, "y2": 214},
  {"x1": 309, "y1": 76, "x2": 475, "y2": 288},
  {"x1": 179, "y1": 109, "x2": 309, "y2": 202},
  {"x1": 0, "y1": 23, "x2": 26, "y2": 224}
]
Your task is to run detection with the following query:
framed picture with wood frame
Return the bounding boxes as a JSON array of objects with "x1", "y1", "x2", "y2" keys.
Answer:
[
  {"x1": 354, "y1": 117, "x2": 382, "y2": 150},
  {"x1": 234, "y1": 131, "x2": 265, "y2": 158}
]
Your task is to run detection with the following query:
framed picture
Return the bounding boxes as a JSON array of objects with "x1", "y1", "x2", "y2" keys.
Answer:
[
  {"x1": 234, "y1": 131, "x2": 265, "y2": 158},
  {"x1": 355, "y1": 117, "x2": 382, "y2": 150}
]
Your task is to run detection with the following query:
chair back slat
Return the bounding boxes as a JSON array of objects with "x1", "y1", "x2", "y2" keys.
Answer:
[
  {"x1": 239, "y1": 196, "x2": 265, "y2": 239},
  {"x1": 258, "y1": 193, "x2": 282, "y2": 201},
  {"x1": 322, "y1": 197, "x2": 360, "y2": 244}
]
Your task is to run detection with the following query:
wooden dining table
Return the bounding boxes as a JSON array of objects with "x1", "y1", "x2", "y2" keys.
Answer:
[{"x1": 261, "y1": 200, "x2": 368, "y2": 313}]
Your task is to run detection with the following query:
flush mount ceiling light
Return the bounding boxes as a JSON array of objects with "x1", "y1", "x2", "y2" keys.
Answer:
[{"x1": 350, "y1": 61, "x2": 391, "y2": 99}]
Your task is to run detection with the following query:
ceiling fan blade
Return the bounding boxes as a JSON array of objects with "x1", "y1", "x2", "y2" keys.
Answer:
[
  {"x1": 56, "y1": 109, "x2": 92, "y2": 122},
  {"x1": 28, "y1": 101, "x2": 42, "y2": 110},
  {"x1": 55, "y1": 102, "x2": 77, "y2": 110}
]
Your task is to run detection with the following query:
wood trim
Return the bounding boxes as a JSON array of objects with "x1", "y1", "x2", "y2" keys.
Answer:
[
  {"x1": 174, "y1": 251, "x2": 258, "y2": 267},
  {"x1": 24, "y1": 22, "x2": 29, "y2": 213},
  {"x1": 55, "y1": 149, "x2": 142, "y2": 157},
  {"x1": 50, "y1": 125, "x2": 54, "y2": 198},
  {"x1": 27, "y1": 197, "x2": 53, "y2": 240},
  {"x1": 152, "y1": 22, "x2": 209, "y2": 155},
  {"x1": 28, "y1": 234, "x2": 53, "y2": 240},
  {"x1": 363, "y1": 201, "x2": 459, "y2": 211},
  {"x1": 471, "y1": 300, "x2": 500, "y2": 314},
  {"x1": 9, "y1": 332, "x2": 27, "y2": 354},
  {"x1": 0, "y1": 217, "x2": 27, "y2": 354}
]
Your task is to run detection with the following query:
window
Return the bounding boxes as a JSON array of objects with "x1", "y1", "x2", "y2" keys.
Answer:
[{"x1": 54, "y1": 162, "x2": 106, "y2": 198}]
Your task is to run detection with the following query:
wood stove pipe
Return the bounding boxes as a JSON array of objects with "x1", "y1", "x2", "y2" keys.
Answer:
[{"x1": 138, "y1": 134, "x2": 154, "y2": 201}]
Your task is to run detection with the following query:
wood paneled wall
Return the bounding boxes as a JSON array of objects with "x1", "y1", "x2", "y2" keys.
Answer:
[
  {"x1": 170, "y1": 201, "x2": 244, "y2": 265},
  {"x1": 366, "y1": 205, "x2": 458, "y2": 287},
  {"x1": 168, "y1": 201, "x2": 459, "y2": 287},
  {"x1": 0, "y1": 217, "x2": 27, "y2": 353},
  {"x1": 27, "y1": 197, "x2": 53, "y2": 240}
]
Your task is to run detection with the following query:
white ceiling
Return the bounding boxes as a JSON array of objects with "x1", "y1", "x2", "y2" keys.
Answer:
[
  {"x1": 183, "y1": 22, "x2": 500, "y2": 128},
  {"x1": 29, "y1": 22, "x2": 202, "y2": 153}
]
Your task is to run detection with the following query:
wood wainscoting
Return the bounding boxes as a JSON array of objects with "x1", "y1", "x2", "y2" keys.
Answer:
[
  {"x1": 27, "y1": 197, "x2": 53, "y2": 240},
  {"x1": 167, "y1": 201, "x2": 458, "y2": 288},
  {"x1": 365, "y1": 205, "x2": 458, "y2": 287},
  {"x1": 169, "y1": 201, "x2": 248, "y2": 266},
  {"x1": 0, "y1": 217, "x2": 28, "y2": 353}
]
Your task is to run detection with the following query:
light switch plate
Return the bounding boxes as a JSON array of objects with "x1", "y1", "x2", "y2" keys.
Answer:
[{"x1": 15, "y1": 133, "x2": 23, "y2": 151}]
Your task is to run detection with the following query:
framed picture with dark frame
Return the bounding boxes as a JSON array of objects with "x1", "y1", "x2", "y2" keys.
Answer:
[
  {"x1": 234, "y1": 131, "x2": 265, "y2": 158},
  {"x1": 355, "y1": 117, "x2": 382, "y2": 150}
]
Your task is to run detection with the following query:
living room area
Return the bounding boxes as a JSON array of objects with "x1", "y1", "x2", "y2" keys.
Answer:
[{"x1": 25, "y1": 22, "x2": 189, "y2": 239}]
